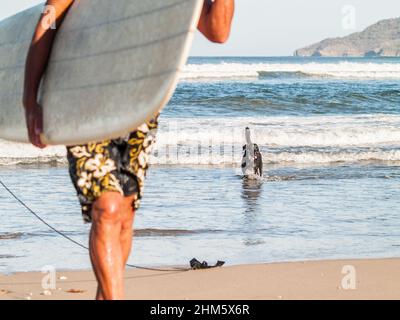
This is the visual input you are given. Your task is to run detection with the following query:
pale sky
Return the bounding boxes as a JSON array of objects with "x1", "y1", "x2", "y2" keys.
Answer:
[{"x1": 1, "y1": 0, "x2": 400, "y2": 56}]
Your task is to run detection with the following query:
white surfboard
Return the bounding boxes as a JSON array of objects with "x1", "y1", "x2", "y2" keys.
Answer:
[{"x1": 0, "y1": 0, "x2": 203, "y2": 145}]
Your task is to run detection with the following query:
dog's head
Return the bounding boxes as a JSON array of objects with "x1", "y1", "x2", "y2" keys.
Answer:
[{"x1": 245, "y1": 127, "x2": 251, "y2": 144}]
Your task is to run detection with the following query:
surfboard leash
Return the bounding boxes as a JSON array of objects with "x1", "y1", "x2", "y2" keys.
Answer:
[{"x1": 0, "y1": 179, "x2": 191, "y2": 273}]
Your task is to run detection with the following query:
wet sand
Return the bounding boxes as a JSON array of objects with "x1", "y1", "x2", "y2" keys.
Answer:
[{"x1": 1, "y1": 258, "x2": 399, "y2": 300}]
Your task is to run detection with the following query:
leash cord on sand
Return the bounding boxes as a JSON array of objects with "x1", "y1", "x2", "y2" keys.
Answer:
[{"x1": 0, "y1": 180, "x2": 190, "y2": 273}]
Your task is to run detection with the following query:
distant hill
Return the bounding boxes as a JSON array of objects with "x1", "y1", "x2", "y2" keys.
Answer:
[{"x1": 294, "y1": 17, "x2": 400, "y2": 57}]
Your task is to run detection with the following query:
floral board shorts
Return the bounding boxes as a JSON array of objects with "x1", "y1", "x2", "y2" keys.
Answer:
[{"x1": 66, "y1": 116, "x2": 159, "y2": 223}]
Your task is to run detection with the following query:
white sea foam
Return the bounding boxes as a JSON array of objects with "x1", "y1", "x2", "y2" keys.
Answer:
[
  {"x1": 156, "y1": 115, "x2": 400, "y2": 148},
  {"x1": 1, "y1": 115, "x2": 400, "y2": 166},
  {"x1": 181, "y1": 62, "x2": 400, "y2": 80},
  {"x1": 151, "y1": 114, "x2": 400, "y2": 165},
  {"x1": 0, "y1": 140, "x2": 66, "y2": 165},
  {"x1": 149, "y1": 149, "x2": 400, "y2": 165}
]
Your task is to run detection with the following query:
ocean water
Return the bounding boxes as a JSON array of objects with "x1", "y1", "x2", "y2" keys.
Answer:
[{"x1": 1, "y1": 57, "x2": 400, "y2": 273}]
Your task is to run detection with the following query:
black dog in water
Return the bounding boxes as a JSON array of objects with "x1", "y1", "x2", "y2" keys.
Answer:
[{"x1": 241, "y1": 127, "x2": 263, "y2": 177}]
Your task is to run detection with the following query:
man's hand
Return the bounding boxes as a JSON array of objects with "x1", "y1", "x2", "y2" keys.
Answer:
[{"x1": 24, "y1": 100, "x2": 46, "y2": 148}]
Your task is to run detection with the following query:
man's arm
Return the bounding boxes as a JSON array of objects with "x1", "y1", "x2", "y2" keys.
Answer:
[
  {"x1": 198, "y1": 0, "x2": 234, "y2": 43},
  {"x1": 23, "y1": 0, "x2": 74, "y2": 148}
]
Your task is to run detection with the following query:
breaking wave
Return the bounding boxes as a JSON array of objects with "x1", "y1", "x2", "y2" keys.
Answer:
[
  {"x1": 181, "y1": 62, "x2": 400, "y2": 80},
  {"x1": 2, "y1": 115, "x2": 399, "y2": 166}
]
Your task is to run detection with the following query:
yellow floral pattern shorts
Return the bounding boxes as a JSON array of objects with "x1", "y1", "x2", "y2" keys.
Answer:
[{"x1": 66, "y1": 116, "x2": 159, "y2": 223}]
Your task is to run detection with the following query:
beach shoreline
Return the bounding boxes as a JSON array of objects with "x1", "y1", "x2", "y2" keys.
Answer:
[{"x1": 1, "y1": 258, "x2": 399, "y2": 300}]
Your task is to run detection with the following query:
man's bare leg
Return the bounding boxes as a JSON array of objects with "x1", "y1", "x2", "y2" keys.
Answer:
[
  {"x1": 120, "y1": 195, "x2": 136, "y2": 265},
  {"x1": 90, "y1": 194, "x2": 136, "y2": 300},
  {"x1": 89, "y1": 192, "x2": 126, "y2": 300}
]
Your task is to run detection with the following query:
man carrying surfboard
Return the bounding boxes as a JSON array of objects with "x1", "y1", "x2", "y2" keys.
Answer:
[{"x1": 23, "y1": 0, "x2": 234, "y2": 300}]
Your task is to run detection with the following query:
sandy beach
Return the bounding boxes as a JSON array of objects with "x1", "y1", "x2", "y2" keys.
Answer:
[{"x1": 1, "y1": 258, "x2": 399, "y2": 300}]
